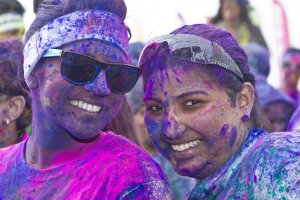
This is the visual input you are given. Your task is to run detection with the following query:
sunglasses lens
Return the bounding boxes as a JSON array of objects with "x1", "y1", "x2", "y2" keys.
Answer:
[
  {"x1": 107, "y1": 65, "x2": 140, "y2": 93},
  {"x1": 61, "y1": 52, "x2": 99, "y2": 85}
]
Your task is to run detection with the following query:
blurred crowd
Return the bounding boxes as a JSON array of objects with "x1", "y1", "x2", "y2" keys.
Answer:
[{"x1": 0, "y1": 0, "x2": 299, "y2": 199}]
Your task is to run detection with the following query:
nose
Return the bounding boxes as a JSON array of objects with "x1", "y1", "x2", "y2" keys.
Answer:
[
  {"x1": 84, "y1": 70, "x2": 111, "y2": 96},
  {"x1": 163, "y1": 112, "x2": 186, "y2": 139}
]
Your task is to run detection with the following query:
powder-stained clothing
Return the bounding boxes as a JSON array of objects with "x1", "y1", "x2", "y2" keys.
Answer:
[
  {"x1": 0, "y1": 131, "x2": 173, "y2": 200},
  {"x1": 188, "y1": 129, "x2": 300, "y2": 200},
  {"x1": 153, "y1": 153, "x2": 196, "y2": 200}
]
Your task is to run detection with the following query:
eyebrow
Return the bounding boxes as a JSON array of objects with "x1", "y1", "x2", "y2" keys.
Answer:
[
  {"x1": 143, "y1": 97, "x2": 162, "y2": 103},
  {"x1": 143, "y1": 90, "x2": 208, "y2": 102},
  {"x1": 176, "y1": 90, "x2": 209, "y2": 99}
]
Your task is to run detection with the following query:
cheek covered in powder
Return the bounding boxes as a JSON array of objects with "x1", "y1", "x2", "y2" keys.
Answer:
[
  {"x1": 230, "y1": 127, "x2": 237, "y2": 147},
  {"x1": 144, "y1": 80, "x2": 154, "y2": 100},
  {"x1": 220, "y1": 124, "x2": 230, "y2": 137},
  {"x1": 43, "y1": 96, "x2": 51, "y2": 106}
]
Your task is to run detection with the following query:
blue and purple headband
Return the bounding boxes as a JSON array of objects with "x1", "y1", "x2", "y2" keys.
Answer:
[{"x1": 23, "y1": 9, "x2": 130, "y2": 82}]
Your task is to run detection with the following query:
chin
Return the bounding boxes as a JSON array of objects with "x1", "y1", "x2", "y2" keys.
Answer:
[
  {"x1": 173, "y1": 157, "x2": 209, "y2": 179},
  {"x1": 69, "y1": 131, "x2": 100, "y2": 141},
  {"x1": 65, "y1": 123, "x2": 104, "y2": 141}
]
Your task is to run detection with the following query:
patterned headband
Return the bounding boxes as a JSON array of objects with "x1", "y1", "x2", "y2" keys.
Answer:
[
  {"x1": 139, "y1": 34, "x2": 243, "y2": 81},
  {"x1": 23, "y1": 9, "x2": 130, "y2": 81}
]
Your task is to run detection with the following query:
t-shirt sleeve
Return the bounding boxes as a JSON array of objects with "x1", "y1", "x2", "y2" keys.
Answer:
[
  {"x1": 119, "y1": 180, "x2": 173, "y2": 200},
  {"x1": 253, "y1": 135, "x2": 300, "y2": 199}
]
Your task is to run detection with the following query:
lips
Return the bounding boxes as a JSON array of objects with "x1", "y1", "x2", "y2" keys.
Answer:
[
  {"x1": 70, "y1": 100, "x2": 103, "y2": 113},
  {"x1": 171, "y1": 140, "x2": 200, "y2": 152}
]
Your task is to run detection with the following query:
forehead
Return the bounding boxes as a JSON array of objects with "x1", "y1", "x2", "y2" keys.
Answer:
[
  {"x1": 283, "y1": 52, "x2": 300, "y2": 63},
  {"x1": 61, "y1": 39, "x2": 129, "y2": 63},
  {"x1": 145, "y1": 62, "x2": 219, "y2": 97}
]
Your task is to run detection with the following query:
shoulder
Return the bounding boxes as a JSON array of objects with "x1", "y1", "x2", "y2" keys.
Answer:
[
  {"x1": 99, "y1": 131, "x2": 167, "y2": 178},
  {"x1": 253, "y1": 132, "x2": 300, "y2": 153},
  {"x1": 0, "y1": 141, "x2": 25, "y2": 173},
  {"x1": 93, "y1": 131, "x2": 172, "y2": 199},
  {"x1": 248, "y1": 132, "x2": 300, "y2": 198}
]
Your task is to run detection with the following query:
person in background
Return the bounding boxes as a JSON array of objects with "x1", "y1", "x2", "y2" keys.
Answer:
[
  {"x1": 243, "y1": 42, "x2": 270, "y2": 78},
  {"x1": 209, "y1": 0, "x2": 267, "y2": 48},
  {"x1": 244, "y1": 42, "x2": 296, "y2": 132},
  {"x1": 256, "y1": 77, "x2": 296, "y2": 132},
  {"x1": 280, "y1": 48, "x2": 300, "y2": 105},
  {"x1": 287, "y1": 106, "x2": 300, "y2": 132},
  {"x1": 139, "y1": 23, "x2": 300, "y2": 199},
  {"x1": 0, "y1": 39, "x2": 31, "y2": 148},
  {"x1": 0, "y1": 0, "x2": 25, "y2": 39}
]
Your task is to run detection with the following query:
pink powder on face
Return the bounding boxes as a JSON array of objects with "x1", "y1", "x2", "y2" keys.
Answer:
[{"x1": 0, "y1": 129, "x2": 4, "y2": 135}]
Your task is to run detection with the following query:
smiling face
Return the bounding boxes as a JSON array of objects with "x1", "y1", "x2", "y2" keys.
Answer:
[
  {"x1": 31, "y1": 39, "x2": 127, "y2": 140},
  {"x1": 143, "y1": 60, "x2": 249, "y2": 179}
]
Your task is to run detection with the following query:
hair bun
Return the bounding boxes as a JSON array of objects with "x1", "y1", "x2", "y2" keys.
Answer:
[{"x1": 66, "y1": 0, "x2": 127, "y2": 20}]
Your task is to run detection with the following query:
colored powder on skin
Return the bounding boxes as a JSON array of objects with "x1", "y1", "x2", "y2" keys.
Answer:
[
  {"x1": 220, "y1": 124, "x2": 229, "y2": 137},
  {"x1": 229, "y1": 127, "x2": 237, "y2": 147},
  {"x1": 43, "y1": 97, "x2": 51, "y2": 106},
  {"x1": 144, "y1": 80, "x2": 154, "y2": 100},
  {"x1": 0, "y1": 129, "x2": 3, "y2": 135},
  {"x1": 172, "y1": 67, "x2": 183, "y2": 84},
  {"x1": 146, "y1": 120, "x2": 160, "y2": 135}
]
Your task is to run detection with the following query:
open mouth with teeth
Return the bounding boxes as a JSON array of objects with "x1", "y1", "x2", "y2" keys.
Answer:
[
  {"x1": 171, "y1": 140, "x2": 200, "y2": 152},
  {"x1": 70, "y1": 100, "x2": 103, "y2": 113}
]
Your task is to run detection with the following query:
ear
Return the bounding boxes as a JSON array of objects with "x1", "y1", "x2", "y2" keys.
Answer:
[
  {"x1": 236, "y1": 82, "x2": 255, "y2": 115},
  {"x1": 7, "y1": 96, "x2": 26, "y2": 121}
]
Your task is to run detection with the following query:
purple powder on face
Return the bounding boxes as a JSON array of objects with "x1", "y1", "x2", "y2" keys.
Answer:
[
  {"x1": 230, "y1": 127, "x2": 237, "y2": 147},
  {"x1": 220, "y1": 124, "x2": 229, "y2": 137},
  {"x1": 144, "y1": 80, "x2": 154, "y2": 100}
]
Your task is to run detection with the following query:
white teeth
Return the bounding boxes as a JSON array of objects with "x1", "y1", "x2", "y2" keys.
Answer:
[
  {"x1": 70, "y1": 100, "x2": 102, "y2": 113},
  {"x1": 171, "y1": 140, "x2": 200, "y2": 152}
]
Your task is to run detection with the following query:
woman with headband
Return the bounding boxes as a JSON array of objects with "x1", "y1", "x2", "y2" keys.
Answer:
[
  {"x1": 140, "y1": 24, "x2": 300, "y2": 199},
  {"x1": 0, "y1": 0, "x2": 172, "y2": 199}
]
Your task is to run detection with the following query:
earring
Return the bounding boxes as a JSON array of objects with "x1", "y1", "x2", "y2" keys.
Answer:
[
  {"x1": 4, "y1": 118, "x2": 10, "y2": 125},
  {"x1": 241, "y1": 114, "x2": 250, "y2": 121}
]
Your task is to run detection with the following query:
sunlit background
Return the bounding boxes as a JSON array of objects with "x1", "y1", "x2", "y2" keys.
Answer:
[{"x1": 18, "y1": 0, "x2": 300, "y2": 88}]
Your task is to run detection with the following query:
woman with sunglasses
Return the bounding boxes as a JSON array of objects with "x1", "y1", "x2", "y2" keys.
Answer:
[
  {"x1": 0, "y1": 39, "x2": 31, "y2": 148},
  {"x1": 0, "y1": 0, "x2": 172, "y2": 199},
  {"x1": 140, "y1": 24, "x2": 300, "y2": 199}
]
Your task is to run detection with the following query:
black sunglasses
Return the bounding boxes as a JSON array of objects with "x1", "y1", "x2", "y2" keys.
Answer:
[{"x1": 42, "y1": 49, "x2": 141, "y2": 94}]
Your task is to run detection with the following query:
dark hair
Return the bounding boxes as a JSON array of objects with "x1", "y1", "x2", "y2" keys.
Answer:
[
  {"x1": 284, "y1": 47, "x2": 300, "y2": 56},
  {"x1": 0, "y1": 39, "x2": 31, "y2": 135},
  {"x1": 142, "y1": 24, "x2": 267, "y2": 129},
  {"x1": 0, "y1": 0, "x2": 25, "y2": 15},
  {"x1": 103, "y1": 97, "x2": 139, "y2": 145}
]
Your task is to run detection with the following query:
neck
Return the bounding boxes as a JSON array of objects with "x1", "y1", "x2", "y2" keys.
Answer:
[
  {"x1": 224, "y1": 18, "x2": 241, "y2": 29},
  {"x1": 0, "y1": 123, "x2": 19, "y2": 148},
  {"x1": 26, "y1": 99, "x2": 99, "y2": 169}
]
